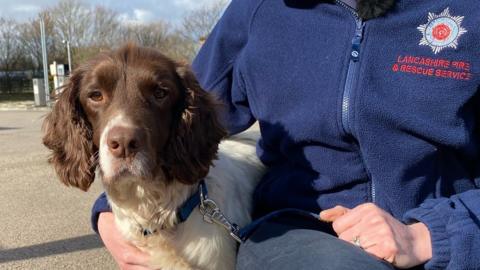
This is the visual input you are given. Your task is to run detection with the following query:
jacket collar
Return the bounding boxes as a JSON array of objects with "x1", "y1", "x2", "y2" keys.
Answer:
[
  {"x1": 356, "y1": 0, "x2": 396, "y2": 20},
  {"x1": 287, "y1": 0, "x2": 396, "y2": 20}
]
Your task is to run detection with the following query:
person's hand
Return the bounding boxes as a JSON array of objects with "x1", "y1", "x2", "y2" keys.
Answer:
[
  {"x1": 320, "y1": 203, "x2": 432, "y2": 269},
  {"x1": 98, "y1": 212, "x2": 154, "y2": 270}
]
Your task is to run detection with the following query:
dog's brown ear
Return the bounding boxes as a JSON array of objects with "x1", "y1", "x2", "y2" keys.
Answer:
[
  {"x1": 165, "y1": 64, "x2": 227, "y2": 184},
  {"x1": 42, "y1": 68, "x2": 96, "y2": 191}
]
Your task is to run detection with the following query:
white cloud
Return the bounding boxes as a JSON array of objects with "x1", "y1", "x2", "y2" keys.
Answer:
[
  {"x1": 133, "y1": 9, "x2": 154, "y2": 23},
  {"x1": 118, "y1": 13, "x2": 136, "y2": 25},
  {"x1": 118, "y1": 9, "x2": 155, "y2": 25}
]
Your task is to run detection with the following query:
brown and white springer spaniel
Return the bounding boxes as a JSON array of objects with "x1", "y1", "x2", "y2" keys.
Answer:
[{"x1": 42, "y1": 44, "x2": 265, "y2": 270}]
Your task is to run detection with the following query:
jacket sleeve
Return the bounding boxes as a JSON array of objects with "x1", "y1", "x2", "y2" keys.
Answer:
[
  {"x1": 192, "y1": 0, "x2": 262, "y2": 135},
  {"x1": 403, "y1": 189, "x2": 480, "y2": 270},
  {"x1": 90, "y1": 192, "x2": 111, "y2": 234}
]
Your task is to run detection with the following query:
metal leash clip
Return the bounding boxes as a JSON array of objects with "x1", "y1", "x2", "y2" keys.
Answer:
[{"x1": 199, "y1": 187, "x2": 244, "y2": 243}]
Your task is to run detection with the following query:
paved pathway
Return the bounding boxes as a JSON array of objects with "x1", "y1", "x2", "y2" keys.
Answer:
[
  {"x1": 0, "y1": 111, "x2": 116, "y2": 270},
  {"x1": 0, "y1": 100, "x2": 50, "y2": 111}
]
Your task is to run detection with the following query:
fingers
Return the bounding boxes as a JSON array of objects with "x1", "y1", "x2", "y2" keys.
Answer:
[
  {"x1": 320, "y1": 205, "x2": 364, "y2": 237},
  {"x1": 332, "y1": 203, "x2": 386, "y2": 235},
  {"x1": 337, "y1": 219, "x2": 384, "y2": 250},
  {"x1": 98, "y1": 212, "x2": 152, "y2": 268},
  {"x1": 337, "y1": 227, "x2": 362, "y2": 246},
  {"x1": 319, "y1": 205, "x2": 350, "y2": 222},
  {"x1": 119, "y1": 247, "x2": 152, "y2": 267},
  {"x1": 329, "y1": 204, "x2": 404, "y2": 267},
  {"x1": 361, "y1": 234, "x2": 398, "y2": 264},
  {"x1": 337, "y1": 224, "x2": 397, "y2": 266},
  {"x1": 320, "y1": 203, "x2": 425, "y2": 268}
]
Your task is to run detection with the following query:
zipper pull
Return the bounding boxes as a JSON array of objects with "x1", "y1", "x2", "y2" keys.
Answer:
[{"x1": 351, "y1": 21, "x2": 365, "y2": 62}]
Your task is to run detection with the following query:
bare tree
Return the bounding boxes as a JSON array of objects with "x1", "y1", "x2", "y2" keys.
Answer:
[
  {"x1": 3, "y1": 0, "x2": 230, "y2": 77},
  {"x1": 67, "y1": 5, "x2": 122, "y2": 63},
  {"x1": 163, "y1": 30, "x2": 196, "y2": 61},
  {"x1": 17, "y1": 1, "x2": 120, "y2": 69},
  {"x1": 91, "y1": 6, "x2": 120, "y2": 47},
  {"x1": 179, "y1": 0, "x2": 228, "y2": 59},
  {"x1": 113, "y1": 0, "x2": 229, "y2": 62},
  {"x1": 50, "y1": 0, "x2": 92, "y2": 47},
  {"x1": 0, "y1": 18, "x2": 22, "y2": 93},
  {"x1": 119, "y1": 21, "x2": 171, "y2": 49},
  {"x1": 18, "y1": 11, "x2": 62, "y2": 71}
]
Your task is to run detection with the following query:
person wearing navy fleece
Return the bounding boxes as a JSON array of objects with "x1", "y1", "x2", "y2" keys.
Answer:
[{"x1": 93, "y1": 0, "x2": 480, "y2": 269}]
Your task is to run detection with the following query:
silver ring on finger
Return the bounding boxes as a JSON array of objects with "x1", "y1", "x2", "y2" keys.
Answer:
[{"x1": 352, "y1": 236, "x2": 362, "y2": 248}]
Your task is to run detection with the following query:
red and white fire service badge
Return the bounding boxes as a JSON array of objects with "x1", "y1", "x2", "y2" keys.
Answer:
[{"x1": 417, "y1": 8, "x2": 467, "y2": 55}]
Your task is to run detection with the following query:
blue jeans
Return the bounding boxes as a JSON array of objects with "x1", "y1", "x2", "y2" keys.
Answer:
[{"x1": 236, "y1": 214, "x2": 399, "y2": 270}]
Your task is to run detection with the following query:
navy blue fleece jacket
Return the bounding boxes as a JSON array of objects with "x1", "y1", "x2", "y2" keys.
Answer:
[{"x1": 92, "y1": 0, "x2": 480, "y2": 269}]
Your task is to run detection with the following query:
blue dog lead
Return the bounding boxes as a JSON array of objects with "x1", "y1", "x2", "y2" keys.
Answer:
[{"x1": 177, "y1": 180, "x2": 321, "y2": 243}]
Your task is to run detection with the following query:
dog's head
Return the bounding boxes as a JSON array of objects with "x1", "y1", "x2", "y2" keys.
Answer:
[{"x1": 43, "y1": 44, "x2": 227, "y2": 191}]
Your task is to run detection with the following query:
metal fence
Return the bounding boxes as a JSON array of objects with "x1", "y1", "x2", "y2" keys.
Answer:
[
  {"x1": 0, "y1": 78, "x2": 33, "y2": 94},
  {"x1": 0, "y1": 70, "x2": 45, "y2": 94}
]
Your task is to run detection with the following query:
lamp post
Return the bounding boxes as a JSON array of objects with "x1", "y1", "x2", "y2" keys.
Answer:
[
  {"x1": 40, "y1": 17, "x2": 49, "y2": 103},
  {"x1": 62, "y1": 39, "x2": 72, "y2": 75}
]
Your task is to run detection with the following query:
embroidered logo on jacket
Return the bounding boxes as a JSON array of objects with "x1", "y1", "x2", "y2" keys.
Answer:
[{"x1": 417, "y1": 8, "x2": 467, "y2": 54}]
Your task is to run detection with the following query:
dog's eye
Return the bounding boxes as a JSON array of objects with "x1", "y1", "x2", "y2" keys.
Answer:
[
  {"x1": 154, "y1": 86, "x2": 168, "y2": 100},
  {"x1": 88, "y1": 91, "x2": 104, "y2": 102}
]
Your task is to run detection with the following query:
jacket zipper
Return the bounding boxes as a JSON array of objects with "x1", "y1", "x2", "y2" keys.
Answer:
[
  {"x1": 336, "y1": 1, "x2": 364, "y2": 136},
  {"x1": 341, "y1": 20, "x2": 364, "y2": 134},
  {"x1": 335, "y1": 1, "x2": 376, "y2": 202}
]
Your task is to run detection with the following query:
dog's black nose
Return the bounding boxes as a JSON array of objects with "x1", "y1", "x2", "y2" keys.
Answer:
[{"x1": 107, "y1": 126, "x2": 143, "y2": 159}]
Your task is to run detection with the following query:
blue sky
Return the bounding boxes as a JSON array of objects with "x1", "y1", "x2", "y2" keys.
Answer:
[{"x1": 0, "y1": 0, "x2": 219, "y2": 25}]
